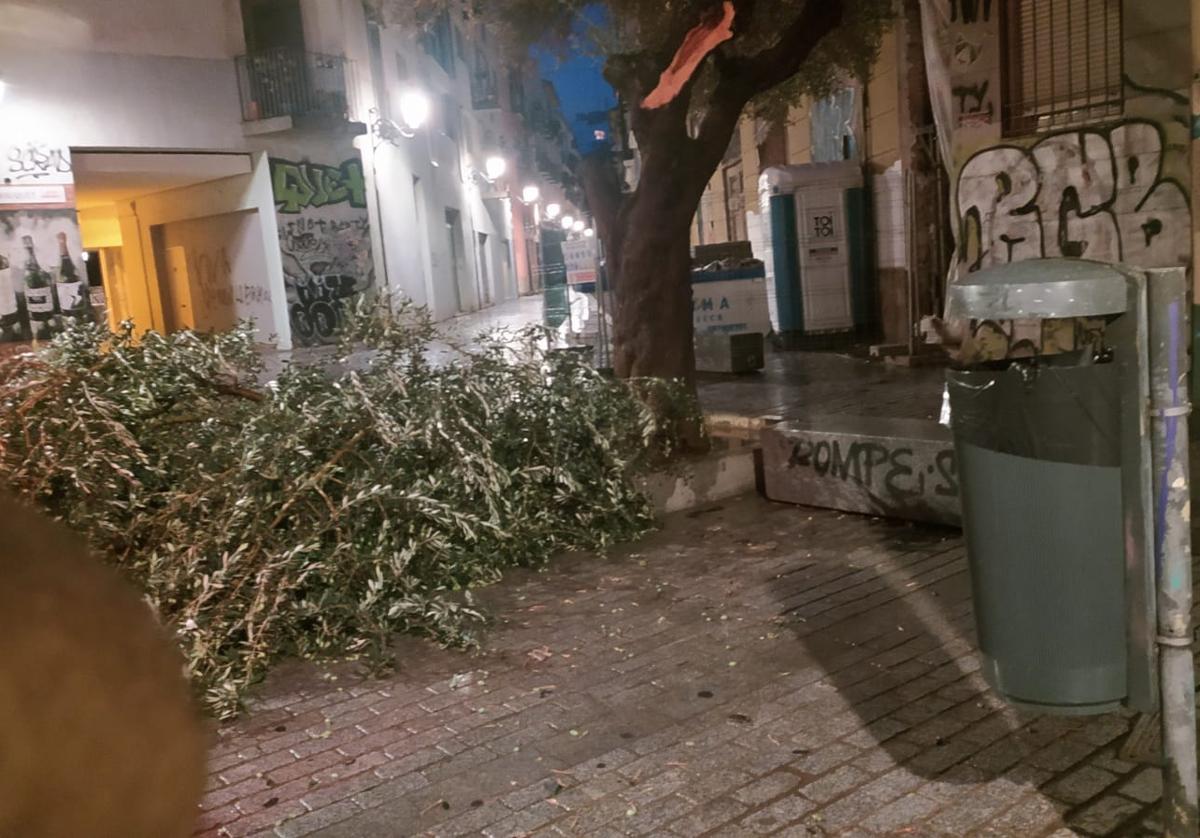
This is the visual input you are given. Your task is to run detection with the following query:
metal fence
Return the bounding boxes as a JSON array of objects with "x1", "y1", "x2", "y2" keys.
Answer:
[{"x1": 235, "y1": 48, "x2": 348, "y2": 122}]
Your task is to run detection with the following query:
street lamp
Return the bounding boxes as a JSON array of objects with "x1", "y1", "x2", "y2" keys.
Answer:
[
  {"x1": 560, "y1": 214, "x2": 575, "y2": 230},
  {"x1": 397, "y1": 90, "x2": 430, "y2": 135},
  {"x1": 545, "y1": 202, "x2": 562, "y2": 220},
  {"x1": 484, "y1": 155, "x2": 507, "y2": 181},
  {"x1": 572, "y1": 220, "x2": 585, "y2": 233},
  {"x1": 583, "y1": 228, "x2": 595, "y2": 238},
  {"x1": 521, "y1": 184, "x2": 540, "y2": 204}
]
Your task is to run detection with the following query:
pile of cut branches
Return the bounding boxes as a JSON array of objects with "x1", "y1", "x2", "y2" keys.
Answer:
[{"x1": 0, "y1": 304, "x2": 687, "y2": 716}]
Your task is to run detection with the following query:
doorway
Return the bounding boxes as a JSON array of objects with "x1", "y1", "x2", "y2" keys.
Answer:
[
  {"x1": 475, "y1": 231, "x2": 492, "y2": 307},
  {"x1": 445, "y1": 208, "x2": 468, "y2": 313}
]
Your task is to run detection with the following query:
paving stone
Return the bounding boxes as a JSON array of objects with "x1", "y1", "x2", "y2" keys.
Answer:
[
  {"x1": 1120, "y1": 768, "x2": 1163, "y2": 804},
  {"x1": 800, "y1": 764, "x2": 872, "y2": 803},
  {"x1": 665, "y1": 797, "x2": 748, "y2": 837},
  {"x1": 1068, "y1": 794, "x2": 1146, "y2": 835},
  {"x1": 731, "y1": 771, "x2": 801, "y2": 806},
  {"x1": 1046, "y1": 765, "x2": 1119, "y2": 805},
  {"x1": 273, "y1": 800, "x2": 363, "y2": 837},
  {"x1": 858, "y1": 792, "x2": 941, "y2": 833},
  {"x1": 738, "y1": 793, "x2": 815, "y2": 833},
  {"x1": 194, "y1": 494, "x2": 1159, "y2": 838}
]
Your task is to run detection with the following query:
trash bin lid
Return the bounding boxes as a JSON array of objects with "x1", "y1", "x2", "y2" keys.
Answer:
[{"x1": 947, "y1": 258, "x2": 1131, "y2": 321}]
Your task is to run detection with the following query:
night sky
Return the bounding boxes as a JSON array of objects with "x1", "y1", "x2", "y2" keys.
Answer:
[{"x1": 534, "y1": 8, "x2": 617, "y2": 157}]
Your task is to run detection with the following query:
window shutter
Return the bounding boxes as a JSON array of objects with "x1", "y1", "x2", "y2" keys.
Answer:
[{"x1": 1003, "y1": 0, "x2": 1122, "y2": 135}]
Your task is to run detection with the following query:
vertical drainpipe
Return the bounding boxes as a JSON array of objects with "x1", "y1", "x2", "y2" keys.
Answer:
[
  {"x1": 1191, "y1": 0, "x2": 1200, "y2": 397},
  {"x1": 1148, "y1": 267, "x2": 1198, "y2": 838}
]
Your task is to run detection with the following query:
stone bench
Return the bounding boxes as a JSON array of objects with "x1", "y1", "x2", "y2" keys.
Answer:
[{"x1": 760, "y1": 415, "x2": 961, "y2": 527}]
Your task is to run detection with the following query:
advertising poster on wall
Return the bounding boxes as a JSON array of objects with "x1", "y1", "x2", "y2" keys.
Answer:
[{"x1": 0, "y1": 143, "x2": 91, "y2": 344}]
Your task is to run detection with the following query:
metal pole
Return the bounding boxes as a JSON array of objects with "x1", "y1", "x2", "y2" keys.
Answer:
[
  {"x1": 595, "y1": 233, "x2": 611, "y2": 370},
  {"x1": 1147, "y1": 267, "x2": 1198, "y2": 837}
]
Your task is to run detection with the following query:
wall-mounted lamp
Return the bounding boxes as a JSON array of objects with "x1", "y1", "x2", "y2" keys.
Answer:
[
  {"x1": 398, "y1": 90, "x2": 431, "y2": 134},
  {"x1": 370, "y1": 91, "x2": 431, "y2": 146},
  {"x1": 545, "y1": 202, "x2": 562, "y2": 220},
  {"x1": 521, "y1": 184, "x2": 540, "y2": 204},
  {"x1": 484, "y1": 155, "x2": 507, "y2": 181}
]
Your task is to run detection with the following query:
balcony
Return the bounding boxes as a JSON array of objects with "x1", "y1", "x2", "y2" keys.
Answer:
[
  {"x1": 235, "y1": 48, "x2": 349, "y2": 123},
  {"x1": 471, "y1": 70, "x2": 499, "y2": 111}
]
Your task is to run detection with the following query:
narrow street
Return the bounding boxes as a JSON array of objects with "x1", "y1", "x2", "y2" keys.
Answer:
[{"x1": 197, "y1": 495, "x2": 1164, "y2": 838}]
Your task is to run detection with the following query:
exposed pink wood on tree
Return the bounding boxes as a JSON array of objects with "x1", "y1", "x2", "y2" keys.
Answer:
[{"x1": 641, "y1": 1, "x2": 736, "y2": 109}]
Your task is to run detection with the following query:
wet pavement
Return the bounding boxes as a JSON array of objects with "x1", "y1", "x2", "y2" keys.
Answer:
[
  {"x1": 442, "y1": 295, "x2": 948, "y2": 423},
  {"x1": 195, "y1": 495, "x2": 1166, "y2": 838}
]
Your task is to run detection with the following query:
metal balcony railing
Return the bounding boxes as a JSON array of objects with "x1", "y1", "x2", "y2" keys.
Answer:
[
  {"x1": 235, "y1": 48, "x2": 349, "y2": 122},
  {"x1": 471, "y1": 71, "x2": 499, "y2": 110}
]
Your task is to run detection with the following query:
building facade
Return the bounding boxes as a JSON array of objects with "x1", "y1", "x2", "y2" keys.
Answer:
[
  {"x1": 0, "y1": 0, "x2": 579, "y2": 351},
  {"x1": 931, "y1": 0, "x2": 1192, "y2": 358},
  {"x1": 688, "y1": 0, "x2": 943, "y2": 348},
  {"x1": 685, "y1": 0, "x2": 1195, "y2": 356}
]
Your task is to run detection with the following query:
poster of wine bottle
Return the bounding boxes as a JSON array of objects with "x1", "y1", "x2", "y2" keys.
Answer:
[
  {"x1": 0, "y1": 209, "x2": 88, "y2": 343},
  {"x1": 0, "y1": 142, "x2": 89, "y2": 346}
]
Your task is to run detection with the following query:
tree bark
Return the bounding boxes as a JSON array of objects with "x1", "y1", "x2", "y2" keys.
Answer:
[{"x1": 578, "y1": 0, "x2": 849, "y2": 436}]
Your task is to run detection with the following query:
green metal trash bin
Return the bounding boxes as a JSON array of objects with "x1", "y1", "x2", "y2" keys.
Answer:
[
  {"x1": 948, "y1": 358, "x2": 1126, "y2": 713},
  {"x1": 944, "y1": 258, "x2": 1160, "y2": 716}
]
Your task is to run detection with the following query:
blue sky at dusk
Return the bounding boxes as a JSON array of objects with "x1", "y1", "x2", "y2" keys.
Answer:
[{"x1": 533, "y1": 8, "x2": 617, "y2": 156}]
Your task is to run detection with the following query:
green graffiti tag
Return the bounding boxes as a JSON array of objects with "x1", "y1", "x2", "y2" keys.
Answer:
[{"x1": 270, "y1": 157, "x2": 367, "y2": 214}]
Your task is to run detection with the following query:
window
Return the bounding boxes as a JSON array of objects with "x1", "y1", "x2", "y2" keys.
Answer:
[
  {"x1": 442, "y1": 93, "x2": 461, "y2": 141},
  {"x1": 421, "y1": 10, "x2": 455, "y2": 76},
  {"x1": 1001, "y1": 0, "x2": 1122, "y2": 135},
  {"x1": 508, "y1": 71, "x2": 526, "y2": 117},
  {"x1": 723, "y1": 165, "x2": 746, "y2": 242}
]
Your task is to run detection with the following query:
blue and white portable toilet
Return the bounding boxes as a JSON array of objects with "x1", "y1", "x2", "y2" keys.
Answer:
[{"x1": 760, "y1": 161, "x2": 870, "y2": 344}]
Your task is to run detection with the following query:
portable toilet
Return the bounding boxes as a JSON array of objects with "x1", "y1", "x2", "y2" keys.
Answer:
[{"x1": 761, "y1": 162, "x2": 870, "y2": 345}]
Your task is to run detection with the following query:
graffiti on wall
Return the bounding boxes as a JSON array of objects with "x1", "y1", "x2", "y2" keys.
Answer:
[
  {"x1": 956, "y1": 119, "x2": 1191, "y2": 273},
  {"x1": 269, "y1": 156, "x2": 373, "y2": 347},
  {"x1": 949, "y1": 0, "x2": 991, "y2": 24},
  {"x1": 272, "y1": 158, "x2": 367, "y2": 214},
  {"x1": 952, "y1": 79, "x2": 993, "y2": 126},
  {"x1": 5, "y1": 144, "x2": 72, "y2": 182}
]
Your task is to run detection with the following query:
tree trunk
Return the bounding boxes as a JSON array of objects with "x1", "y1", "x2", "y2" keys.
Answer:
[{"x1": 611, "y1": 202, "x2": 696, "y2": 385}]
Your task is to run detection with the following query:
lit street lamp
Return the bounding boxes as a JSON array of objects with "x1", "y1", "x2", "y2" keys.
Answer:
[
  {"x1": 397, "y1": 90, "x2": 430, "y2": 135},
  {"x1": 521, "y1": 185, "x2": 540, "y2": 204},
  {"x1": 560, "y1": 214, "x2": 575, "y2": 230},
  {"x1": 484, "y1": 155, "x2": 507, "y2": 181},
  {"x1": 545, "y1": 203, "x2": 562, "y2": 220}
]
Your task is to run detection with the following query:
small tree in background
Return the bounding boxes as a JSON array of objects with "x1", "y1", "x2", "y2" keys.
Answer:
[{"x1": 375, "y1": 0, "x2": 892, "y2": 408}]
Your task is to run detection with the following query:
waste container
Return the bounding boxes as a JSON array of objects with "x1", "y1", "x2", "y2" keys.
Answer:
[
  {"x1": 948, "y1": 355, "x2": 1126, "y2": 713},
  {"x1": 945, "y1": 258, "x2": 1159, "y2": 715}
]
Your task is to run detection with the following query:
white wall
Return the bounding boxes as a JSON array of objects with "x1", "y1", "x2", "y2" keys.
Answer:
[
  {"x1": 368, "y1": 27, "x2": 519, "y2": 322},
  {"x1": 117, "y1": 153, "x2": 290, "y2": 346},
  {"x1": 155, "y1": 210, "x2": 273, "y2": 333},
  {"x1": 7, "y1": 0, "x2": 245, "y2": 59},
  {"x1": 0, "y1": 0, "x2": 246, "y2": 154}
]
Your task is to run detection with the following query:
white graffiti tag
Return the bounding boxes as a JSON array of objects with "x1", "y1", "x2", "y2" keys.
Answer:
[{"x1": 956, "y1": 120, "x2": 1190, "y2": 271}]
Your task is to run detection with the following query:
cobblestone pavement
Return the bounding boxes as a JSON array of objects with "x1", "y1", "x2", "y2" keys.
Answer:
[{"x1": 195, "y1": 495, "x2": 1165, "y2": 838}]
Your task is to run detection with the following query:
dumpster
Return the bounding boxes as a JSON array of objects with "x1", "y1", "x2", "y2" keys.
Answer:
[{"x1": 945, "y1": 258, "x2": 1158, "y2": 714}]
